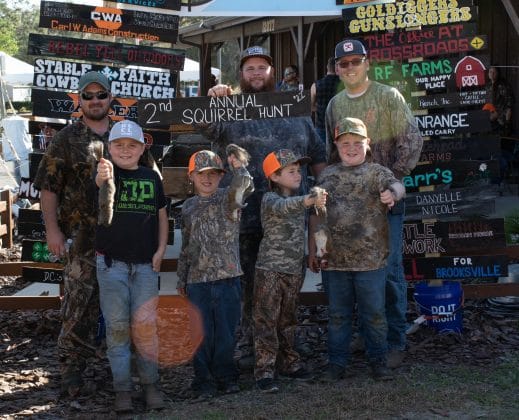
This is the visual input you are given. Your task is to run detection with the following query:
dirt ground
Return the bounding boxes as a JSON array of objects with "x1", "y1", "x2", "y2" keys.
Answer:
[{"x1": 2, "y1": 264, "x2": 519, "y2": 419}]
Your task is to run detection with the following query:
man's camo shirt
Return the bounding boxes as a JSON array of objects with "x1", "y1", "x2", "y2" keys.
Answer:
[
  {"x1": 177, "y1": 167, "x2": 254, "y2": 288},
  {"x1": 203, "y1": 117, "x2": 326, "y2": 234},
  {"x1": 315, "y1": 161, "x2": 403, "y2": 271},
  {"x1": 325, "y1": 81, "x2": 423, "y2": 179},
  {"x1": 255, "y1": 192, "x2": 308, "y2": 275}
]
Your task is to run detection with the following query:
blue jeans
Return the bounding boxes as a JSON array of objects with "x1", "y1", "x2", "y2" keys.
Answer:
[
  {"x1": 187, "y1": 277, "x2": 241, "y2": 389},
  {"x1": 323, "y1": 268, "x2": 388, "y2": 367},
  {"x1": 386, "y1": 206, "x2": 407, "y2": 351},
  {"x1": 97, "y1": 256, "x2": 159, "y2": 392}
]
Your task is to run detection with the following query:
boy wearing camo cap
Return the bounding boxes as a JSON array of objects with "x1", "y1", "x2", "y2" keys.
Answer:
[
  {"x1": 177, "y1": 147, "x2": 254, "y2": 399},
  {"x1": 309, "y1": 117, "x2": 405, "y2": 382},
  {"x1": 253, "y1": 149, "x2": 327, "y2": 393}
]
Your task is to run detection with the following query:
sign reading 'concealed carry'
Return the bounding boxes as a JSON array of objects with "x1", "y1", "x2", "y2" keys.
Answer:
[
  {"x1": 28, "y1": 34, "x2": 185, "y2": 71},
  {"x1": 415, "y1": 110, "x2": 491, "y2": 137},
  {"x1": 33, "y1": 58, "x2": 176, "y2": 99},
  {"x1": 39, "y1": 1, "x2": 179, "y2": 43},
  {"x1": 138, "y1": 90, "x2": 311, "y2": 128}
]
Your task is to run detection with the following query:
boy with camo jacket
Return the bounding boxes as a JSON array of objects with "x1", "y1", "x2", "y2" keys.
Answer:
[
  {"x1": 253, "y1": 150, "x2": 327, "y2": 393},
  {"x1": 176, "y1": 146, "x2": 254, "y2": 399}
]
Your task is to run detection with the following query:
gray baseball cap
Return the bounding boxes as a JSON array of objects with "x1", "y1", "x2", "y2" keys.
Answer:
[
  {"x1": 109, "y1": 120, "x2": 145, "y2": 143},
  {"x1": 78, "y1": 71, "x2": 111, "y2": 91}
]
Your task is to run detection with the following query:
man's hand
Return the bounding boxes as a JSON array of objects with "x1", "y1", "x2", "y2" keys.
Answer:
[{"x1": 208, "y1": 84, "x2": 233, "y2": 97}]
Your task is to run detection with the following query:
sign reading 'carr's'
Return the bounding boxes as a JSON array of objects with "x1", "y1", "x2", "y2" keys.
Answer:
[
  {"x1": 39, "y1": 1, "x2": 179, "y2": 44},
  {"x1": 28, "y1": 34, "x2": 185, "y2": 71},
  {"x1": 138, "y1": 90, "x2": 311, "y2": 128},
  {"x1": 33, "y1": 58, "x2": 176, "y2": 99}
]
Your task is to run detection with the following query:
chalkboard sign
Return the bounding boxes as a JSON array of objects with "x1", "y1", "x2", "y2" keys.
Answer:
[
  {"x1": 404, "y1": 255, "x2": 509, "y2": 281},
  {"x1": 113, "y1": 0, "x2": 180, "y2": 10},
  {"x1": 28, "y1": 34, "x2": 185, "y2": 71},
  {"x1": 18, "y1": 178, "x2": 41, "y2": 200},
  {"x1": 415, "y1": 110, "x2": 491, "y2": 137},
  {"x1": 403, "y1": 160, "x2": 498, "y2": 191},
  {"x1": 33, "y1": 59, "x2": 176, "y2": 99},
  {"x1": 403, "y1": 218, "x2": 506, "y2": 257},
  {"x1": 419, "y1": 136, "x2": 501, "y2": 163},
  {"x1": 22, "y1": 266, "x2": 64, "y2": 284},
  {"x1": 39, "y1": 2, "x2": 179, "y2": 44},
  {"x1": 138, "y1": 90, "x2": 311, "y2": 128},
  {"x1": 404, "y1": 186, "x2": 498, "y2": 220},
  {"x1": 410, "y1": 89, "x2": 488, "y2": 110},
  {"x1": 21, "y1": 239, "x2": 61, "y2": 263},
  {"x1": 18, "y1": 209, "x2": 45, "y2": 237},
  {"x1": 343, "y1": 2, "x2": 477, "y2": 35}
]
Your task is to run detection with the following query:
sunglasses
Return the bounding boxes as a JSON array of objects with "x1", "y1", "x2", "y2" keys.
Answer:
[
  {"x1": 337, "y1": 58, "x2": 366, "y2": 68},
  {"x1": 80, "y1": 91, "x2": 109, "y2": 101}
]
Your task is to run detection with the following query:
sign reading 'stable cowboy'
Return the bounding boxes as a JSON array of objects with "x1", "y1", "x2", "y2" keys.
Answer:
[
  {"x1": 138, "y1": 90, "x2": 311, "y2": 128},
  {"x1": 33, "y1": 58, "x2": 176, "y2": 99},
  {"x1": 39, "y1": 1, "x2": 179, "y2": 44},
  {"x1": 28, "y1": 34, "x2": 185, "y2": 71}
]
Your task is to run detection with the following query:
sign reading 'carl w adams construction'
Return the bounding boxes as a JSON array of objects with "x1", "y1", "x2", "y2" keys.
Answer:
[
  {"x1": 33, "y1": 58, "x2": 176, "y2": 99},
  {"x1": 28, "y1": 34, "x2": 185, "y2": 71},
  {"x1": 39, "y1": 2, "x2": 179, "y2": 44}
]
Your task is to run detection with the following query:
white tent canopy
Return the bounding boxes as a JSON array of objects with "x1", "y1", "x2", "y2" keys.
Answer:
[
  {"x1": 0, "y1": 52, "x2": 33, "y2": 85},
  {"x1": 180, "y1": 58, "x2": 221, "y2": 82}
]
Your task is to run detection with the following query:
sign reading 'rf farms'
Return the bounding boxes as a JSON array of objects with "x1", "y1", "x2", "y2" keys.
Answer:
[{"x1": 39, "y1": 2, "x2": 179, "y2": 44}]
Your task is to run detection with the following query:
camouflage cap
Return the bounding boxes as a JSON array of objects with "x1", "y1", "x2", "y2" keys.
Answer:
[
  {"x1": 240, "y1": 46, "x2": 273, "y2": 68},
  {"x1": 188, "y1": 150, "x2": 226, "y2": 174},
  {"x1": 334, "y1": 117, "x2": 368, "y2": 139},
  {"x1": 335, "y1": 39, "x2": 368, "y2": 61},
  {"x1": 78, "y1": 71, "x2": 111, "y2": 91},
  {"x1": 263, "y1": 149, "x2": 311, "y2": 178},
  {"x1": 109, "y1": 120, "x2": 144, "y2": 143}
]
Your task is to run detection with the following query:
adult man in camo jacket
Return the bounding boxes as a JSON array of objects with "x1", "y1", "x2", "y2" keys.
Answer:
[
  {"x1": 325, "y1": 39, "x2": 423, "y2": 368},
  {"x1": 34, "y1": 71, "x2": 112, "y2": 397},
  {"x1": 204, "y1": 46, "x2": 326, "y2": 349}
]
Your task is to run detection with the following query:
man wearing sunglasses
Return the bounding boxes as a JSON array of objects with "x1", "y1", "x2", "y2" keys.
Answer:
[
  {"x1": 324, "y1": 39, "x2": 423, "y2": 374},
  {"x1": 34, "y1": 71, "x2": 112, "y2": 398}
]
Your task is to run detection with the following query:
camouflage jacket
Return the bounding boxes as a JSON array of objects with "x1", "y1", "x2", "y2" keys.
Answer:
[
  {"x1": 325, "y1": 81, "x2": 423, "y2": 179},
  {"x1": 177, "y1": 167, "x2": 254, "y2": 288},
  {"x1": 316, "y1": 162, "x2": 403, "y2": 271},
  {"x1": 202, "y1": 117, "x2": 326, "y2": 234},
  {"x1": 255, "y1": 192, "x2": 308, "y2": 275},
  {"x1": 33, "y1": 120, "x2": 109, "y2": 240}
]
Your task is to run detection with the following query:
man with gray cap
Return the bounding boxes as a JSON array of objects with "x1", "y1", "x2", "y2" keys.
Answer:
[
  {"x1": 324, "y1": 39, "x2": 423, "y2": 369},
  {"x1": 34, "y1": 70, "x2": 113, "y2": 397},
  {"x1": 205, "y1": 46, "x2": 326, "y2": 356}
]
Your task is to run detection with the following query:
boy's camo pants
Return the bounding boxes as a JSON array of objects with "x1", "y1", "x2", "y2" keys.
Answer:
[{"x1": 253, "y1": 268, "x2": 304, "y2": 380}]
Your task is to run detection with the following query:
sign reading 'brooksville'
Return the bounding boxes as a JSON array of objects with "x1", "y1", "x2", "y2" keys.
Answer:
[
  {"x1": 33, "y1": 58, "x2": 176, "y2": 99},
  {"x1": 138, "y1": 90, "x2": 311, "y2": 128},
  {"x1": 28, "y1": 34, "x2": 185, "y2": 71},
  {"x1": 39, "y1": 1, "x2": 179, "y2": 43}
]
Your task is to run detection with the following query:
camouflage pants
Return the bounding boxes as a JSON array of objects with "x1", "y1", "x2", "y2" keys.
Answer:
[
  {"x1": 253, "y1": 268, "x2": 304, "y2": 380},
  {"x1": 58, "y1": 244, "x2": 99, "y2": 388},
  {"x1": 238, "y1": 232, "x2": 262, "y2": 342}
]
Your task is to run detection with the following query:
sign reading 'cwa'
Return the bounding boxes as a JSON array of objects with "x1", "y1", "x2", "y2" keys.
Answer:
[{"x1": 39, "y1": 1, "x2": 179, "y2": 44}]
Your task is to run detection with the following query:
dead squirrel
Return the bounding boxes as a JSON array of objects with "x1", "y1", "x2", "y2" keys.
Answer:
[{"x1": 89, "y1": 141, "x2": 116, "y2": 227}]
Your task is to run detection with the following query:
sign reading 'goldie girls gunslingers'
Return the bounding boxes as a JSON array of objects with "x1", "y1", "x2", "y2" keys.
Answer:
[
  {"x1": 39, "y1": 1, "x2": 179, "y2": 44},
  {"x1": 343, "y1": 0, "x2": 477, "y2": 34}
]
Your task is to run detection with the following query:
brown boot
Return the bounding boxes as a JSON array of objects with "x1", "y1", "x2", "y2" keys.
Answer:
[
  {"x1": 144, "y1": 384, "x2": 165, "y2": 410},
  {"x1": 114, "y1": 391, "x2": 133, "y2": 413}
]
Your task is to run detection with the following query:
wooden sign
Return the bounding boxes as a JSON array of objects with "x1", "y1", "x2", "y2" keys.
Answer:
[
  {"x1": 415, "y1": 110, "x2": 491, "y2": 137},
  {"x1": 403, "y1": 160, "x2": 498, "y2": 191},
  {"x1": 404, "y1": 255, "x2": 509, "y2": 281},
  {"x1": 419, "y1": 136, "x2": 501, "y2": 163},
  {"x1": 33, "y1": 59, "x2": 176, "y2": 99},
  {"x1": 22, "y1": 266, "x2": 64, "y2": 284},
  {"x1": 18, "y1": 178, "x2": 41, "y2": 200},
  {"x1": 410, "y1": 89, "x2": 488, "y2": 110},
  {"x1": 343, "y1": 1, "x2": 477, "y2": 35},
  {"x1": 404, "y1": 186, "x2": 498, "y2": 221},
  {"x1": 17, "y1": 209, "x2": 45, "y2": 237},
  {"x1": 403, "y1": 218, "x2": 506, "y2": 257},
  {"x1": 28, "y1": 34, "x2": 185, "y2": 71},
  {"x1": 39, "y1": 2, "x2": 179, "y2": 44},
  {"x1": 112, "y1": 0, "x2": 181, "y2": 10},
  {"x1": 138, "y1": 90, "x2": 312, "y2": 128}
]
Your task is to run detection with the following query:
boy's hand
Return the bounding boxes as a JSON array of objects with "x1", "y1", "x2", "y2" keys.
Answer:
[
  {"x1": 152, "y1": 251, "x2": 164, "y2": 272},
  {"x1": 97, "y1": 158, "x2": 113, "y2": 182},
  {"x1": 308, "y1": 254, "x2": 321, "y2": 273},
  {"x1": 380, "y1": 189, "x2": 395, "y2": 209}
]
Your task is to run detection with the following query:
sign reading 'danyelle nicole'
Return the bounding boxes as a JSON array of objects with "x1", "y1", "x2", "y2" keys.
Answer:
[
  {"x1": 342, "y1": 0, "x2": 477, "y2": 34},
  {"x1": 138, "y1": 90, "x2": 311, "y2": 128},
  {"x1": 28, "y1": 34, "x2": 185, "y2": 71},
  {"x1": 33, "y1": 59, "x2": 176, "y2": 99},
  {"x1": 39, "y1": 2, "x2": 179, "y2": 44}
]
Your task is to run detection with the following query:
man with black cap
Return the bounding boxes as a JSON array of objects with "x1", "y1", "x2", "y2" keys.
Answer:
[
  {"x1": 34, "y1": 71, "x2": 113, "y2": 397},
  {"x1": 204, "y1": 46, "x2": 326, "y2": 362},
  {"x1": 324, "y1": 39, "x2": 423, "y2": 372}
]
